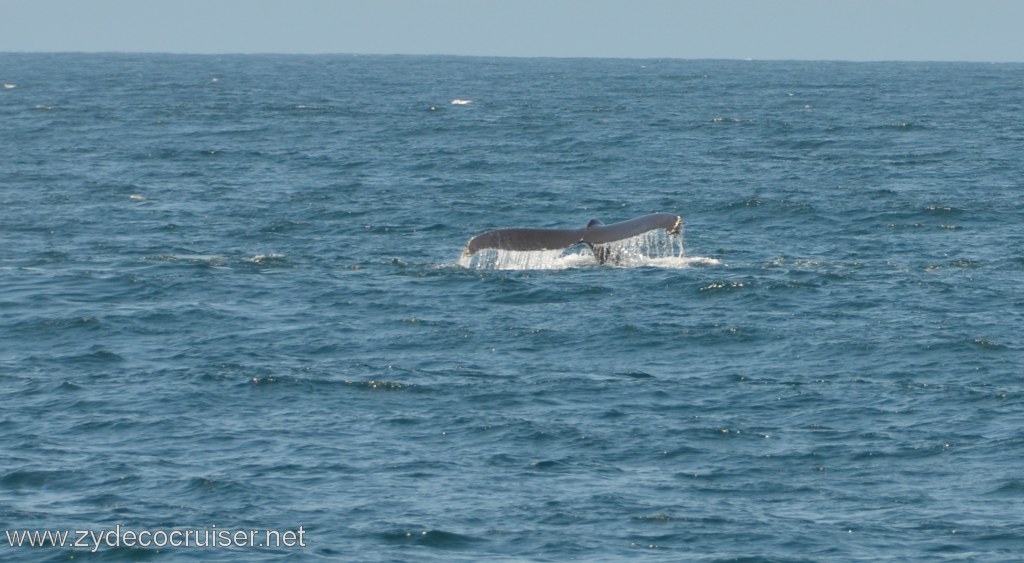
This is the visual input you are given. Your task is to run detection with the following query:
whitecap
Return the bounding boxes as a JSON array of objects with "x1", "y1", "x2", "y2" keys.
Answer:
[
  {"x1": 451, "y1": 99, "x2": 472, "y2": 105},
  {"x1": 639, "y1": 256, "x2": 721, "y2": 269},
  {"x1": 248, "y1": 253, "x2": 287, "y2": 264}
]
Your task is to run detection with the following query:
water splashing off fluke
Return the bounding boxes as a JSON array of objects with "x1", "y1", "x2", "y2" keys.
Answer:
[{"x1": 460, "y1": 213, "x2": 683, "y2": 270}]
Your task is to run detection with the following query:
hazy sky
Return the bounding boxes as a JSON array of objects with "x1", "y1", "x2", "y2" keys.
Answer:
[{"x1": 2, "y1": 0, "x2": 1022, "y2": 62}]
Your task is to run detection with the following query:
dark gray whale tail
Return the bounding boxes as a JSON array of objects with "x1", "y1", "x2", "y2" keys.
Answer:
[{"x1": 462, "y1": 213, "x2": 682, "y2": 265}]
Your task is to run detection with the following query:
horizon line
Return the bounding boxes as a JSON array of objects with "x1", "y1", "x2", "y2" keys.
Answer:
[{"x1": 2, "y1": 50, "x2": 1022, "y2": 65}]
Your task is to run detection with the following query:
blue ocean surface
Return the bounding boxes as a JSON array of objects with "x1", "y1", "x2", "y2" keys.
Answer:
[{"x1": 1, "y1": 53, "x2": 1023, "y2": 561}]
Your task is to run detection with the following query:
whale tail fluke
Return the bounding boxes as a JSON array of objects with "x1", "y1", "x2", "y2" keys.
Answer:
[{"x1": 462, "y1": 213, "x2": 682, "y2": 266}]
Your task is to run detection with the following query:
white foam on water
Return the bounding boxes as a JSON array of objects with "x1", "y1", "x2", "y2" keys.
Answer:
[
  {"x1": 248, "y1": 253, "x2": 287, "y2": 264},
  {"x1": 636, "y1": 255, "x2": 722, "y2": 269},
  {"x1": 590, "y1": 228, "x2": 682, "y2": 267},
  {"x1": 459, "y1": 227, "x2": 718, "y2": 271},
  {"x1": 459, "y1": 248, "x2": 591, "y2": 270}
]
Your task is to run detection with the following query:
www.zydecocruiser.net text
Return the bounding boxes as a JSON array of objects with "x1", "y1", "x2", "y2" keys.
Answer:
[{"x1": 5, "y1": 524, "x2": 307, "y2": 552}]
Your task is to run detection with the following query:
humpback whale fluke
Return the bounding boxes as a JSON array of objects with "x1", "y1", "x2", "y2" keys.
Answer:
[{"x1": 462, "y1": 213, "x2": 682, "y2": 265}]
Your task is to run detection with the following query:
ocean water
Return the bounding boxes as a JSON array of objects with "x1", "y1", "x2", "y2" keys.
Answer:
[{"x1": 1, "y1": 53, "x2": 1023, "y2": 561}]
